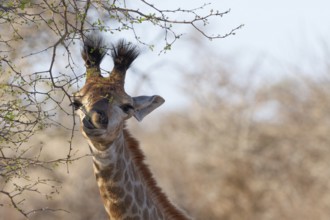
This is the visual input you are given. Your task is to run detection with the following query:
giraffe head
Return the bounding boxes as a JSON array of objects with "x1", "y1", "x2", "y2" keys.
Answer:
[{"x1": 73, "y1": 35, "x2": 164, "y2": 145}]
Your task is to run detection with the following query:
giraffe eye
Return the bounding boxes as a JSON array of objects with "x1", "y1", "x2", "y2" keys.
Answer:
[
  {"x1": 71, "y1": 100, "x2": 83, "y2": 110},
  {"x1": 120, "y1": 104, "x2": 134, "y2": 114}
]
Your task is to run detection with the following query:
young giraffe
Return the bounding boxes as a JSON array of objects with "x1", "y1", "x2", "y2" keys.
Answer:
[{"x1": 72, "y1": 35, "x2": 190, "y2": 220}]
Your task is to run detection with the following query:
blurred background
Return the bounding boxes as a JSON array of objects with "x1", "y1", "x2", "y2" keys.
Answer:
[{"x1": 1, "y1": 0, "x2": 330, "y2": 220}]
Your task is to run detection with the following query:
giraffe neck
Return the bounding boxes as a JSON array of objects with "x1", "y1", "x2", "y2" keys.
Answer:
[{"x1": 88, "y1": 128, "x2": 189, "y2": 220}]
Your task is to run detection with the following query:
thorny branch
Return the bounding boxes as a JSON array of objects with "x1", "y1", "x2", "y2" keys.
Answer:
[
  {"x1": 100, "y1": 1, "x2": 243, "y2": 51},
  {"x1": 0, "y1": 0, "x2": 242, "y2": 218}
]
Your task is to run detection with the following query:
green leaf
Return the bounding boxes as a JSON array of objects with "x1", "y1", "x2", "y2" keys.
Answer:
[{"x1": 20, "y1": 0, "x2": 31, "y2": 10}]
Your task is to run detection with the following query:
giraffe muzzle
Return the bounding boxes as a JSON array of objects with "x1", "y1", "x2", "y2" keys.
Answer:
[{"x1": 83, "y1": 110, "x2": 108, "y2": 129}]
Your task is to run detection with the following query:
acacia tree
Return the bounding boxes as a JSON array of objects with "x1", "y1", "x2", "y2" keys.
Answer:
[{"x1": 0, "y1": 0, "x2": 242, "y2": 218}]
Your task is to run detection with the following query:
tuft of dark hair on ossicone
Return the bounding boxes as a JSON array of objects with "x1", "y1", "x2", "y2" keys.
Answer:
[
  {"x1": 82, "y1": 34, "x2": 107, "y2": 68},
  {"x1": 111, "y1": 39, "x2": 140, "y2": 72}
]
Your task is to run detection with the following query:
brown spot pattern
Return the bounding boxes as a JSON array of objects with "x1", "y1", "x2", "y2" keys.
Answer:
[
  {"x1": 125, "y1": 180, "x2": 133, "y2": 192},
  {"x1": 134, "y1": 184, "x2": 145, "y2": 205},
  {"x1": 109, "y1": 202, "x2": 126, "y2": 219},
  {"x1": 146, "y1": 197, "x2": 151, "y2": 207},
  {"x1": 105, "y1": 185, "x2": 125, "y2": 200},
  {"x1": 124, "y1": 147, "x2": 130, "y2": 160},
  {"x1": 113, "y1": 157, "x2": 126, "y2": 182},
  {"x1": 131, "y1": 202, "x2": 138, "y2": 214},
  {"x1": 143, "y1": 209, "x2": 150, "y2": 220},
  {"x1": 124, "y1": 170, "x2": 129, "y2": 182},
  {"x1": 151, "y1": 207, "x2": 158, "y2": 220},
  {"x1": 123, "y1": 216, "x2": 140, "y2": 220},
  {"x1": 123, "y1": 193, "x2": 133, "y2": 208},
  {"x1": 96, "y1": 163, "x2": 115, "y2": 181}
]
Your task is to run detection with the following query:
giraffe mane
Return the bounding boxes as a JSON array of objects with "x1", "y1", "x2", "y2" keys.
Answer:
[{"x1": 123, "y1": 128, "x2": 189, "y2": 220}]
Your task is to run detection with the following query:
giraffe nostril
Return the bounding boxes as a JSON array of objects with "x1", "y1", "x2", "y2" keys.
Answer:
[
  {"x1": 83, "y1": 117, "x2": 95, "y2": 129},
  {"x1": 83, "y1": 110, "x2": 108, "y2": 129},
  {"x1": 90, "y1": 110, "x2": 108, "y2": 129}
]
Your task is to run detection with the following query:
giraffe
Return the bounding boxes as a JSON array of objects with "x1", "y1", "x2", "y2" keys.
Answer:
[{"x1": 72, "y1": 34, "x2": 190, "y2": 220}]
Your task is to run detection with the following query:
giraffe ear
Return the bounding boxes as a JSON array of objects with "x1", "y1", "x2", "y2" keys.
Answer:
[{"x1": 132, "y1": 95, "x2": 165, "y2": 121}]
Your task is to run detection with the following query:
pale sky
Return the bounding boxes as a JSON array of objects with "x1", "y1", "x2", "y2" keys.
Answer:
[
  {"x1": 114, "y1": 0, "x2": 330, "y2": 111},
  {"x1": 211, "y1": 0, "x2": 330, "y2": 69}
]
